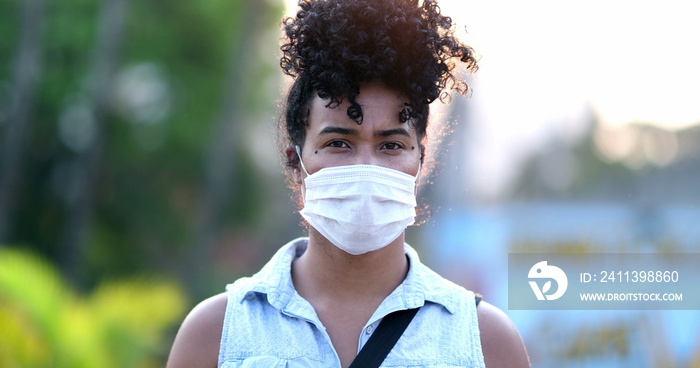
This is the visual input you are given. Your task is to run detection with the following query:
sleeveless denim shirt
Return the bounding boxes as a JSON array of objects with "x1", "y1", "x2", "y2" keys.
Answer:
[{"x1": 218, "y1": 238, "x2": 485, "y2": 367}]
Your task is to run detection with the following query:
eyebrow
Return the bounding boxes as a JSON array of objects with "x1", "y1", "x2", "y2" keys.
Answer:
[
  {"x1": 374, "y1": 128, "x2": 411, "y2": 138},
  {"x1": 318, "y1": 126, "x2": 358, "y2": 136},
  {"x1": 317, "y1": 126, "x2": 411, "y2": 138}
]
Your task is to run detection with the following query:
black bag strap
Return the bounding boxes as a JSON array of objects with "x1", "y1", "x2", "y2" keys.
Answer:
[{"x1": 348, "y1": 307, "x2": 420, "y2": 368}]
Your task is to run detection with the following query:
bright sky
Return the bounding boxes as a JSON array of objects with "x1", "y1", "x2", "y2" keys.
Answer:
[
  {"x1": 440, "y1": 0, "x2": 700, "y2": 197},
  {"x1": 283, "y1": 0, "x2": 700, "y2": 198},
  {"x1": 442, "y1": 0, "x2": 700, "y2": 127}
]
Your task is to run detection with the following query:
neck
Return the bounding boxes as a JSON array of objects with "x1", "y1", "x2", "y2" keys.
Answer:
[{"x1": 292, "y1": 231, "x2": 409, "y2": 306}]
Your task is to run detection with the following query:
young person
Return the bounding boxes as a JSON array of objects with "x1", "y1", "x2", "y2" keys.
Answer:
[{"x1": 167, "y1": 0, "x2": 530, "y2": 367}]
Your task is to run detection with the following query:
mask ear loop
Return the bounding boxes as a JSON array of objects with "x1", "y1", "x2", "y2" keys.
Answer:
[
  {"x1": 295, "y1": 145, "x2": 310, "y2": 176},
  {"x1": 295, "y1": 145, "x2": 311, "y2": 202}
]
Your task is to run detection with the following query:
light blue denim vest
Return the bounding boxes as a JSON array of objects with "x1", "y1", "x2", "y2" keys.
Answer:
[{"x1": 218, "y1": 238, "x2": 485, "y2": 367}]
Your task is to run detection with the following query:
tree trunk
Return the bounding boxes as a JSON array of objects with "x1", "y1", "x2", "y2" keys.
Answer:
[
  {"x1": 0, "y1": 0, "x2": 45, "y2": 244},
  {"x1": 59, "y1": 0, "x2": 129, "y2": 286},
  {"x1": 186, "y1": 0, "x2": 268, "y2": 296}
]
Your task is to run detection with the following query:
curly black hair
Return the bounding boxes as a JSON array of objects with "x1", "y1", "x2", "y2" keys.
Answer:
[{"x1": 280, "y1": 0, "x2": 478, "y2": 152}]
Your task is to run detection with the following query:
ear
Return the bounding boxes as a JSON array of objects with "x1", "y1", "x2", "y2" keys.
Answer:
[
  {"x1": 419, "y1": 145, "x2": 426, "y2": 164},
  {"x1": 285, "y1": 145, "x2": 304, "y2": 184}
]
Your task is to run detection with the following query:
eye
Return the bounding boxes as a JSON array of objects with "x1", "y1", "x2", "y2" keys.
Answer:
[
  {"x1": 326, "y1": 140, "x2": 349, "y2": 149},
  {"x1": 381, "y1": 142, "x2": 404, "y2": 151}
]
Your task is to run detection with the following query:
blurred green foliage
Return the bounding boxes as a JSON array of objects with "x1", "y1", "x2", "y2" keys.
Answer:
[
  {"x1": 0, "y1": 0, "x2": 283, "y2": 289},
  {"x1": 0, "y1": 247, "x2": 186, "y2": 367},
  {"x1": 1, "y1": 0, "x2": 285, "y2": 363}
]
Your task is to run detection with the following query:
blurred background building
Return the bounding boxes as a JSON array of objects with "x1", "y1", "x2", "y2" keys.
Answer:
[{"x1": 0, "y1": 0, "x2": 698, "y2": 366}]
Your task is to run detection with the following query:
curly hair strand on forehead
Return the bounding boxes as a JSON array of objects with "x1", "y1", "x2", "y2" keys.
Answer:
[{"x1": 280, "y1": 0, "x2": 478, "y2": 149}]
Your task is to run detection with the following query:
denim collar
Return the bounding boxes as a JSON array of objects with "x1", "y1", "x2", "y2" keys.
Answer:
[{"x1": 236, "y1": 237, "x2": 458, "y2": 316}]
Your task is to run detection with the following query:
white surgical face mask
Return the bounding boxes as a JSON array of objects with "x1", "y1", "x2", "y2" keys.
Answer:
[{"x1": 296, "y1": 146, "x2": 419, "y2": 255}]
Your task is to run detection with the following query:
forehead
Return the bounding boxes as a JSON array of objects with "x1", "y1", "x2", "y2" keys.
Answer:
[{"x1": 307, "y1": 83, "x2": 413, "y2": 132}]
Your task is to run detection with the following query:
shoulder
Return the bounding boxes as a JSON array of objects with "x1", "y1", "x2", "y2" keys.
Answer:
[
  {"x1": 166, "y1": 292, "x2": 229, "y2": 368},
  {"x1": 476, "y1": 301, "x2": 530, "y2": 368}
]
